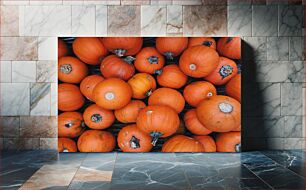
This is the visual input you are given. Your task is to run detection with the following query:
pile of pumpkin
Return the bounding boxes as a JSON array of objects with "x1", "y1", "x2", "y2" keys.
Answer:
[{"x1": 57, "y1": 37, "x2": 241, "y2": 153}]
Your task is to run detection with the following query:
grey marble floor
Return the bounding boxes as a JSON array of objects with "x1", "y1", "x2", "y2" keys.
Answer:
[{"x1": 0, "y1": 150, "x2": 304, "y2": 190}]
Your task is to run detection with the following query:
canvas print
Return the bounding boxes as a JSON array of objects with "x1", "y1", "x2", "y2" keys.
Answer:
[{"x1": 57, "y1": 37, "x2": 241, "y2": 153}]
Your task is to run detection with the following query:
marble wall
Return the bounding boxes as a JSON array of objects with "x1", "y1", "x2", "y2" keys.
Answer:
[{"x1": 0, "y1": 0, "x2": 304, "y2": 150}]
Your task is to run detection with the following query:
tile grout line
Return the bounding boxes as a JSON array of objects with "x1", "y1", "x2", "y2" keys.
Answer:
[
  {"x1": 173, "y1": 154, "x2": 193, "y2": 190},
  {"x1": 109, "y1": 152, "x2": 119, "y2": 187},
  {"x1": 66, "y1": 153, "x2": 88, "y2": 188}
]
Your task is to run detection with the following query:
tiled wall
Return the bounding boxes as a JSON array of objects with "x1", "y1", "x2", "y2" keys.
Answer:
[{"x1": 0, "y1": 0, "x2": 304, "y2": 150}]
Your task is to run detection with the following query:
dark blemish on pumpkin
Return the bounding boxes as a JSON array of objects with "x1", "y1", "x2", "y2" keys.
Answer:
[
  {"x1": 202, "y1": 41, "x2": 212, "y2": 47},
  {"x1": 130, "y1": 136, "x2": 140, "y2": 149},
  {"x1": 91, "y1": 114, "x2": 103, "y2": 123},
  {"x1": 226, "y1": 37, "x2": 233, "y2": 44},
  {"x1": 65, "y1": 123, "x2": 73, "y2": 128},
  {"x1": 219, "y1": 65, "x2": 233, "y2": 79}
]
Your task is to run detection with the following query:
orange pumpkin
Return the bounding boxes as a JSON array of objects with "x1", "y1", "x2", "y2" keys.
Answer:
[
  {"x1": 117, "y1": 124, "x2": 153, "y2": 152},
  {"x1": 100, "y1": 55, "x2": 135, "y2": 81},
  {"x1": 183, "y1": 81, "x2": 217, "y2": 107},
  {"x1": 58, "y1": 83, "x2": 85, "y2": 111},
  {"x1": 184, "y1": 109, "x2": 212, "y2": 135},
  {"x1": 58, "y1": 39, "x2": 69, "y2": 58},
  {"x1": 193, "y1": 136, "x2": 216, "y2": 152},
  {"x1": 179, "y1": 46, "x2": 219, "y2": 78},
  {"x1": 156, "y1": 64, "x2": 188, "y2": 89},
  {"x1": 225, "y1": 73, "x2": 241, "y2": 102},
  {"x1": 156, "y1": 37, "x2": 188, "y2": 59},
  {"x1": 162, "y1": 135, "x2": 205, "y2": 152},
  {"x1": 58, "y1": 56, "x2": 88, "y2": 84},
  {"x1": 93, "y1": 78, "x2": 132, "y2": 110},
  {"x1": 77, "y1": 130, "x2": 116, "y2": 152},
  {"x1": 83, "y1": 104, "x2": 115, "y2": 130},
  {"x1": 134, "y1": 47, "x2": 165, "y2": 74},
  {"x1": 204, "y1": 57, "x2": 238, "y2": 86},
  {"x1": 80, "y1": 75, "x2": 104, "y2": 101},
  {"x1": 232, "y1": 125, "x2": 241, "y2": 132},
  {"x1": 148, "y1": 88, "x2": 185, "y2": 113},
  {"x1": 217, "y1": 37, "x2": 241, "y2": 60},
  {"x1": 216, "y1": 131, "x2": 241, "y2": 152},
  {"x1": 196, "y1": 95, "x2": 241, "y2": 132},
  {"x1": 136, "y1": 105, "x2": 180, "y2": 145},
  {"x1": 188, "y1": 37, "x2": 216, "y2": 49},
  {"x1": 128, "y1": 73, "x2": 156, "y2": 99},
  {"x1": 114, "y1": 100, "x2": 146, "y2": 123},
  {"x1": 73, "y1": 37, "x2": 108, "y2": 65},
  {"x1": 101, "y1": 37, "x2": 143, "y2": 57},
  {"x1": 58, "y1": 138, "x2": 77, "y2": 152},
  {"x1": 58, "y1": 112, "x2": 85, "y2": 138}
]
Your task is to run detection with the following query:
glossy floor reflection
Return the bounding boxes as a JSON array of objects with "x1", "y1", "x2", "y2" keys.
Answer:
[{"x1": 0, "y1": 151, "x2": 304, "y2": 190}]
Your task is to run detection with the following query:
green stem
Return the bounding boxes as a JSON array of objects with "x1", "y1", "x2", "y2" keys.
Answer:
[{"x1": 150, "y1": 132, "x2": 162, "y2": 146}]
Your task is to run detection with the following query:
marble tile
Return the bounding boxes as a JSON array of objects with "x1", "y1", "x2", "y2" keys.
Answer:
[
  {"x1": 0, "y1": 37, "x2": 38, "y2": 61},
  {"x1": 287, "y1": 61, "x2": 304, "y2": 82},
  {"x1": 166, "y1": 5, "x2": 183, "y2": 35},
  {"x1": 249, "y1": 61, "x2": 288, "y2": 82},
  {"x1": 228, "y1": 5, "x2": 252, "y2": 36},
  {"x1": 252, "y1": 5, "x2": 278, "y2": 36},
  {"x1": 40, "y1": 138, "x2": 58, "y2": 150},
  {"x1": 172, "y1": 0, "x2": 201, "y2": 5},
  {"x1": 284, "y1": 116, "x2": 303, "y2": 137},
  {"x1": 108, "y1": 6, "x2": 141, "y2": 36},
  {"x1": 121, "y1": 0, "x2": 150, "y2": 4},
  {"x1": 29, "y1": 0, "x2": 63, "y2": 5},
  {"x1": 73, "y1": 167, "x2": 112, "y2": 181},
  {"x1": 183, "y1": 5, "x2": 227, "y2": 36},
  {"x1": 228, "y1": 0, "x2": 252, "y2": 4},
  {"x1": 141, "y1": 5, "x2": 166, "y2": 36},
  {"x1": 201, "y1": 0, "x2": 227, "y2": 4},
  {"x1": 284, "y1": 138, "x2": 304, "y2": 150},
  {"x1": 0, "y1": 83, "x2": 30, "y2": 116},
  {"x1": 68, "y1": 181, "x2": 110, "y2": 190},
  {"x1": 243, "y1": 37, "x2": 267, "y2": 61},
  {"x1": 3, "y1": 138, "x2": 40, "y2": 150},
  {"x1": 96, "y1": 5, "x2": 108, "y2": 36},
  {"x1": 0, "y1": 117, "x2": 19, "y2": 138},
  {"x1": 23, "y1": 5, "x2": 71, "y2": 36},
  {"x1": 0, "y1": 6, "x2": 19, "y2": 36},
  {"x1": 0, "y1": 138, "x2": 3, "y2": 150},
  {"x1": 12, "y1": 61, "x2": 36, "y2": 82},
  {"x1": 37, "y1": 61, "x2": 57, "y2": 82},
  {"x1": 20, "y1": 116, "x2": 57, "y2": 137},
  {"x1": 82, "y1": 153, "x2": 117, "y2": 171},
  {"x1": 72, "y1": 5, "x2": 96, "y2": 36},
  {"x1": 267, "y1": 37, "x2": 289, "y2": 61},
  {"x1": 0, "y1": 61, "x2": 11, "y2": 82},
  {"x1": 1, "y1": 0, "x2": 30, "y2": 5},
  {"x1": 84, "y1": 0, "x2": 120, "y2": 5},
  {"x1": 63, "y1": 0, "x2": 84, "y2": 4},
  {"x1": 289, "y1": 37, "x2": 303, "y2": 61},
  {"x1": 281, "y1": 82, "x2": 303, "y2": 115},
  {"x1": 50, "y1": 83, "x2": 58, "y2": 116},
  {"x1": 151, "y1": 0, "x2": 172, "y2": 5},
  {"x1": 30, "y1": 83, "x2": 51, "y2": 116},
  {"x1": 38, "y1": 37, "x2": 57, "y2": 61},
  {"x1": 279, "y1": 5, "x2": 303, "y2": 36}
]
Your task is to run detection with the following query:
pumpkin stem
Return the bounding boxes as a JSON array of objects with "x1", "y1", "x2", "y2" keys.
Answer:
[
  {"x1": 114, "y1": 49, "x2": 127, "y2": 57},
  {"x1": 207, "y1": 92, "x2": 213, "y2": 97},
  {"x1": 123, "y1": 56, "x2": 136, "y2": 64},
  {"x1": 150, "y1": 132, "x2": 162, "y2": 146},
  {"x1": 130, "y1": 136, "x2": 140, "y2": 149},
  {"x1": 154, "y1": 69, "x2": 163, "y2": 75},
  {"x1": 202, "y1": 41, "x2": 212, "y2": 47},
  {"x1": 91, "y1": 114, "x2": 102, "y2": 123},
  {"x1": 105, "y1": 92, "x2": 115, "y2": 100},
  {"x1": 63, "y1": 148, "x2": 69, "y2": 152},
  {"x1": 147, "y1": 56, "x2": 159, "y2": 64},
  {"x1": 218, "y1": 102, "x2": 233, "y2": 113},
  {"x1": 219, "y1": 65, "x2": 233, "y2": 79},
  {"x1": 189, "y1": 64, "x2": 197, "y2": 71},
  {"x1": 60, "y1": 64, "x2": 72, "y2": 74},
  {"x1": 164, "y1": 52, "x2": 174, "y2": 60},
  {"x1": 64, "y1": 123, "x2": 73, "y2": 128},
  {"x1": 145, "y1": 89, "x2": 153, "y2": 97},
  {"x1": 81, "y1": 121, "x2": 86, "y2": 128},
  {"x1": 235, "y1": 143, "x2": 241, "y2": 152}
]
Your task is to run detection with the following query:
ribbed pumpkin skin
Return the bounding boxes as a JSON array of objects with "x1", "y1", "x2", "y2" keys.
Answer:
[
  {"x1": 58, "y1": 56, "x2": 88, "y2": 84},
  {"x1": 100, "y1": 55, "x2": 135, "y2": 81},
  {"x1": 225, "y1": 73, "x2": 241, "y2": 102},
  {"x1": 58, "y1": 83, "x2": 85, "y2": 111},
  {"x1": 58, "y1": 39, "x2": 69, "y2": 58},
  {"x1": 77, "y1": 130, "x2": 116, "y2": 152},
  {"x1": 80, "y1": 75, "x2": 104, "y2": 101},
  {"x1": 101, "y1": 37, "x2": 143, "y2": 56},
  {"x1": 196, "y1": 95, "x2": 241, "y2": 132},
  {"x1": 83, "y1": 104, "x2": 115, "y2": 130},
  {"x1": 128, "y1": 73, "x2": 156, "y2": 99},
  {"x1": 217, "y1": 37, "x2": 241, "y2": 60},
  {"x1": 162, "y1": 135, "x2": 205, "y2": 152},
  {"x1": 114, "y1": 100, "x2": 146, "y2": 123},
  {"x1": 156, "y1": 37, "x2": 188, "y2": 59},
  {"x1": 134, "y1": 47, "x2": 165, "y2": 74},
  {"x1": 58, "y1": 112, "x2": 85, "y2": 138},
  {"x1": 179, "y1": 46, "x2": 219, "y2": 78},
  {"x1": 216, "y1": 132, "x2": 241, "y2": 152},
  {"x1": 72, "y1": 37, "x2": 108, "y2": 65},
  {"x1": 117, "y1": 124, "x2": 153, "y2": 152},
  {"x1": 136, "y1": 105, "x2": 180, "y2": 138},
  {"x1": 58, "y1": 138, "x2": 77, "y2": 152},
  {"x1": 204, "y1": 57, "x2": 238, "y2": 86},
  {"x1": 183, "y1": 81, "x2": 217, "y2": 107},
  {"x1": 93, "y1": 78, "x2": 132, "y2": 110},
  {"x1": 184, "y1": 109, "x2": 212, "y2": 135},
  {"x1": 193, "y1": 136, "x2": 216, "y2": 152},
  {"x1": 156, "y1": 64, "x2": 188, "y2": 89},
  {"x1": 188, "y1": 37, "x2": 216, "y2": 49},
  {"x1": 148, "y1": 88, "x2": 185, "y2": 113}
]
